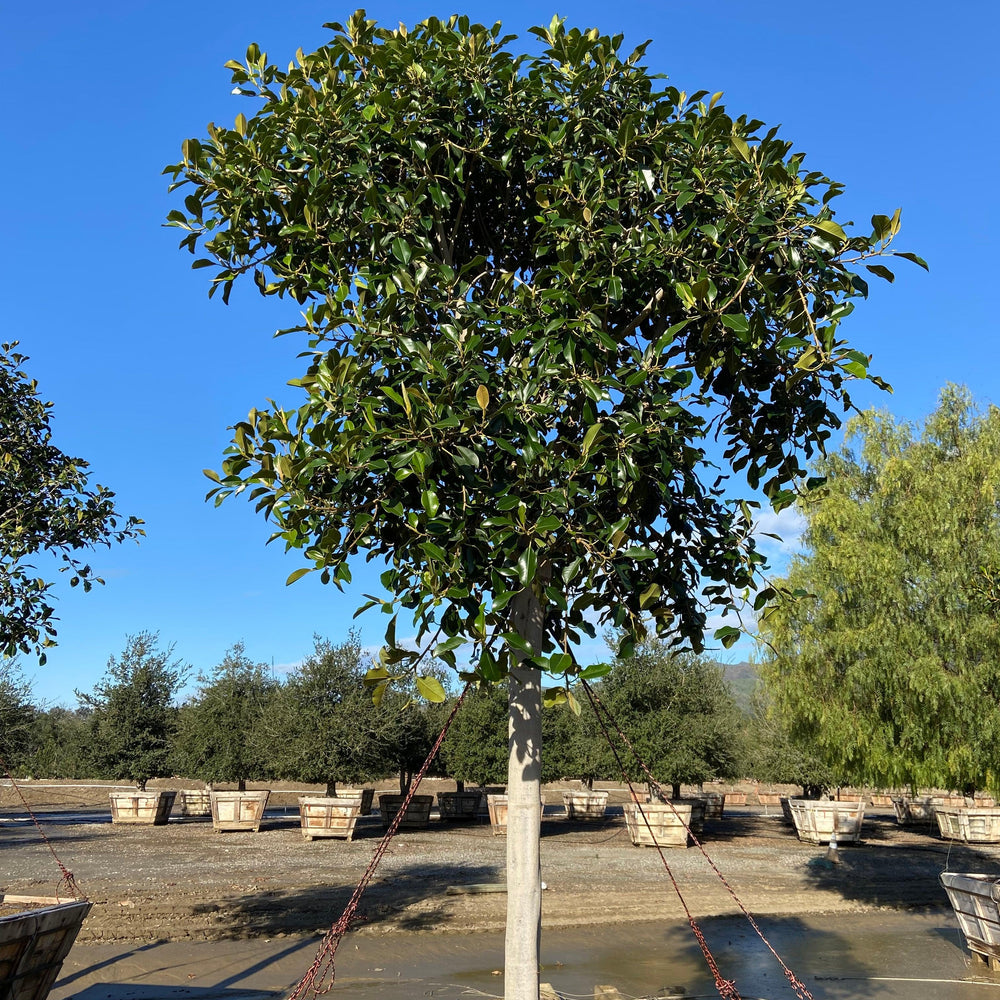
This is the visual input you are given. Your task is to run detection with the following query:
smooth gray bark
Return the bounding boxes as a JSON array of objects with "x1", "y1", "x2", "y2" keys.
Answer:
[{"x1": 505, "y1": 587, "x2": 544, "y2": 1000}]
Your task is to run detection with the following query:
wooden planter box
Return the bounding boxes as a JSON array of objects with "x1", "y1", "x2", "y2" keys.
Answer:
[
  {"x1": 780, "y1": 796, "x2": 794, "y2": 824},
  {"x1": 109, "y1": 790, "x2": 176, "y2": 825},
  {"x1": 787, "y1": 799, "x2": 865, "y2": 844},
  {"x1": 672, "y1": 797, "x2": 706, "y2": 833},
  {"x1": 935, "y1": 806, "x2": 1000, "y2": 843},
  {"x1": 726, "y1": 791, "x2": 747, "y2": 807},
  {"x1": 338, "y1": 788, "x2": 375, "y2": 815},
  {"x1": 892, "y1": 795, "x2": 939, "y2": 824},
  {"x1": 869, "y1": 792, "x2": 894, "y2": 807},
  {"x1": 757, "y1": 791, "x2": 782, "y2": 811},
  {"x1": 378, "y1": 794, "x2": 434, "y2": 829},
  {"x1": 562, "y1": 790, "x2": 609, "y2": 820},
  {"x1": 298, "y1": 795, "x2": 364, "y2": 841},
  {"x1": 941, "y1": 873, "x2": 1000, "y2": 968},
  {"x1": 0, "y1": 898, "x2": 92, "y2": 1000},
  {"x1": 624, "y1": 802, "x2": 693, "y2": 848},
  {"x1": 177, "y1": 790, "x2": 212, "y2": 817},
  {"x1": 437, "y1": 791, "x2": 483, "y2": 820},
  {"x1": 210, "y1": 790, "x2": 270, "y2": 832},
  {"x1": 487, "y1": 794, "x2": 508, "y2": 835},
  {"x1": 703, "y1": 792, "x2": 726, "y2": 820}
]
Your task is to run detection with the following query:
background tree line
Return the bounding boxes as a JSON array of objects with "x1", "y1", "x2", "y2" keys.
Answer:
[{"x1": 2, "y1": 636, "x2": 804, "y2": 794}]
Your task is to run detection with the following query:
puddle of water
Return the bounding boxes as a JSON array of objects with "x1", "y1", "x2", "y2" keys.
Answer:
[
  {"x1": 337, "y1": 911, "x2": 1000, "y2": 999},
  {"x1": 51, "y1": 911, "x2": 1000, "y2": 999}
]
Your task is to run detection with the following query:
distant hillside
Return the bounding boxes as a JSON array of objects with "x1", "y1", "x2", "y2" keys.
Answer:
[{"x1": 718, "y1": 660, "x2": 759, "y2": 712}]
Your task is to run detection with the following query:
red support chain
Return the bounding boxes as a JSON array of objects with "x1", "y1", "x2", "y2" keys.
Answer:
[
  {"x1": 577, "y1": 687, "x2": 741, "y2": 1000},
  {"x1": 287, "y1": 683, "x2": 470, "y2": 999},
  {"x1": 0, "y1": 754, "x2": 84, "y2": 900},
  {"x1": 581, "y1": 679, "x2": 815, "y2": 1000}
]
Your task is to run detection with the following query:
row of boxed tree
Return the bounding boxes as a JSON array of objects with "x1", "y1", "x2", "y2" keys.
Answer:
[{"x1": 1, "y1": 633, "x2": 814, "y2": 796}]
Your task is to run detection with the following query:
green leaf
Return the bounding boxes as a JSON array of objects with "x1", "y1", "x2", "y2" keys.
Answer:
[
  {"x1": 892, "y1": 251, "x2": 929, "y2": 271},
  {"x1": 416, "y1": 675, "x2": 447, "y2": 702},
  {"x1": 421, "y1": 488, "x2": 440, "y2": 517},
  {"x1": 730, "y1": 136, "x2": 751, "y2": 162},
  {"x1": 542, "y1": 686, "x2": 568, "y2": 707},
  {"x1": 581, "y1": 422, "x2": 602, "y2": 457},
  {"x1": 548, "y1": 652, "x2": 573, "y2": 673},
  {"x1": 433, "y1": 635, "x2": 465, "y2": 656},
  {"x1": 865, "y1": 264, "x2": 895, "y2": 283},
  {"x1": 721, "y1": 314, "x2": 749, "y2": 334},
  {"x1": 285, "y1": 566, "x2": 312, "y2": 585},
  {"x1": 516, "y1": 547, "x2": 538, "y2": 587},
  {"x1": 479, "y1": 647, "x2": 504, "y2": 682},
  {"x1": 812, "y1": 219, "x2": 847, "y2": 242},
  {"x1": 713, "y1": 625, "x2": 742, "y2": 649},
  {"x1": 639, "y1": 582, "x2": 661, "y2": 609},
  {"x1": 578, "y1": 661, "x2": 612, "y2": 680},
  {"x1": 503, "y1": 632, "x2": 534, "y2": 656}
]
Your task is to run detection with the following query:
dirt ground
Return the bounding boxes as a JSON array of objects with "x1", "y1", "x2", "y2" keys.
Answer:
[{"x1": 2, "y1": 778, "x2": 992, "y2": 946}]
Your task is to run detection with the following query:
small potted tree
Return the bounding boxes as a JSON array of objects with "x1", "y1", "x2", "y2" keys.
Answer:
[
  {"x1": 174, "y1": 642, "x2": 276, "y2": 832},
  {"x1": 268, "y1": 634, "x2": 381, "y2": 840},
  {"x1": 78, "y1": 632, "x2": 187, "y2": 825},
  {"x1": 745, "y1": 691, "x2": 852, "y2": 830},
  {"x1": 542, "y1": 689, "x2": 610, "y2": 819},
  {"x1": 439, "y1": 685, "x2": 509, "y2": 823},
  {"x1": 375, "y1": 680, "x2": 436, "y2": 829},
  {"x1": 599, "y1": 644, "x2": 745, "y2": 843}
]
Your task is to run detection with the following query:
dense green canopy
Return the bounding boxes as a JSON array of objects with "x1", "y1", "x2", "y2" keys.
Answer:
[
  {"x1": 597, "y1": 641, "x2": 746, "y2": 797},
  {"x1": 78, "y1": 632, "x2": 187, "y2": 789},
  {"x1": 166, "y1": 12, "x2": 917, "y2": 686},
  {"x1": 174, "y1": 642, "x2": 277, "y2": 789}
]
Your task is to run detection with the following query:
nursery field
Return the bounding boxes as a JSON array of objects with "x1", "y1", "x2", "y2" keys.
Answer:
[{"x1": 2, "y1": 778, "x2": 989, "y2": 945}]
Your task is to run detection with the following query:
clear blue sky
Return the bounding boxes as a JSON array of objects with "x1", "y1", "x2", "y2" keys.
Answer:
[{"x1": 4, "y1": 1, "x2": 997, "y2": 707}]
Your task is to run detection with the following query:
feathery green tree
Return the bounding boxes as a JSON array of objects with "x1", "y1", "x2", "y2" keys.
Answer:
[
  {"x1": 0, "y1": 660, "x2": 36, "y2": 772},
  {"x1": 759, "y1": 386, "x2": 1000, "y2": 795}
]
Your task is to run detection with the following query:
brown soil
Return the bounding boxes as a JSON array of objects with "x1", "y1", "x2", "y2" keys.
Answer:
[{"x1": 3, "y1": 778, "x2": 991, "y2": 945}]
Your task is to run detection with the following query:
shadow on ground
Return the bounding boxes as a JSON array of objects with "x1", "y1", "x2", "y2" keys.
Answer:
[{"x1": 188, "y1": 860, "x2": 503, "y2": 937}]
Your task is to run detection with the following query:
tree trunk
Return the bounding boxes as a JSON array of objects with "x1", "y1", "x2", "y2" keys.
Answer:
[
  {"x1": 325, "y1": 780, "x2": 338, "y2": 797},
  {"x1": 456, "y1": 779, "x2": 465, "y2": 793},
  {"x1": 671, "y1": 782, "x2": 681, "y2": 800},
  {"x1": 137, "y1": 779, "x2": 147, "y2": 791},
  {"x1": 506, "y1": 587, "x2": 544, "y2": 1000},
  {"x1": 238, "y1": 778, "x2": 246, "y2": 792}
]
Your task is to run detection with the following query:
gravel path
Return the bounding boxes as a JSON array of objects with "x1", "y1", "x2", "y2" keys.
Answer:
[{"x1": 3, "y1": 780, "x2": 993, "y2": 944}]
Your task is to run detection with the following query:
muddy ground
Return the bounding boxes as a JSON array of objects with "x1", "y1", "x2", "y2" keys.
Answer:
[{"x1": 2, "y1": 779, "x2": 992, "y2": 946}]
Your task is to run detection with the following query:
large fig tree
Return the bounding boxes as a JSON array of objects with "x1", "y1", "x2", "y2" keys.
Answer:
[{"x1": 166, "y1": 13, "x2": 917, "y2": 998}]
